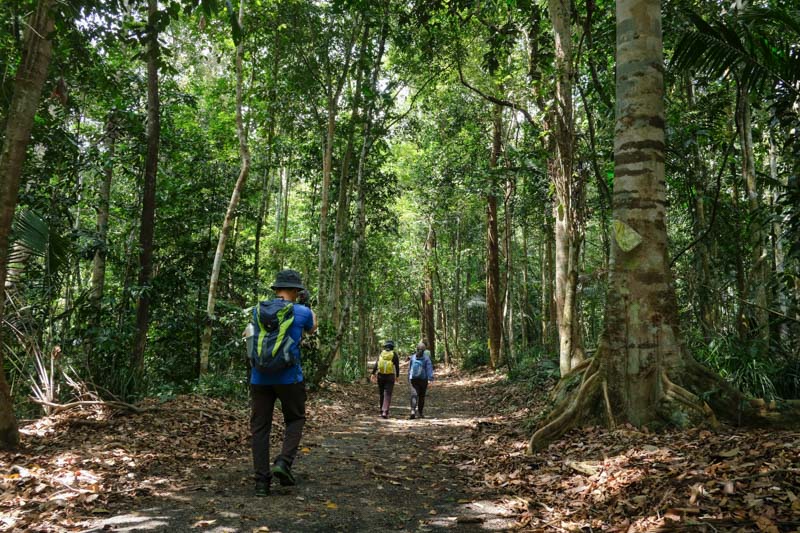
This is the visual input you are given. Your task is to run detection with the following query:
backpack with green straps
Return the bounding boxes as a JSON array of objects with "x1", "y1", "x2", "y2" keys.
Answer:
[{"x1": 249, "y1": 299, "x2": 296, "y2": 374}]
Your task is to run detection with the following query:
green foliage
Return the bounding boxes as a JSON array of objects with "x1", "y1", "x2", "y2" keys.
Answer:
[
  {"x1": 507, "y1": 352, "x2": 559, "y2": 388},
  {"x1": 461, "y1": 341, "x2": 489, "y2": 371},
  {"x1": 193, "y1": 368, "x2": 248, "y2": 400},
  {"x1": 695, "y1": 335, "x2": 779, "y2": 400}
]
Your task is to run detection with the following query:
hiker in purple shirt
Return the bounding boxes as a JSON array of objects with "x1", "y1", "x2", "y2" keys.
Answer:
[{"x1": 408, "y1": 341, "x2": 434, "y2": 419}]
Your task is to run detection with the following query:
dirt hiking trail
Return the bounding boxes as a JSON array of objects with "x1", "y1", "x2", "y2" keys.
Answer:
[{"x1": 83, "y1": 367, "x2": 517, "y2": 532}]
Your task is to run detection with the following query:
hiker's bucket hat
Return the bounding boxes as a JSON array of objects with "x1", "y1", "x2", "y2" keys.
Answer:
[{"x1": 270, "y1": 269, "x2": 305, "y2": 290}]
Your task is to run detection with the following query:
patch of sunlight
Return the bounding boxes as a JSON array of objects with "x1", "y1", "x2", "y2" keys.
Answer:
[
  {"x1": 426, "y1": 499, "x2": 518, "y2": 530},
  {"x1": 85, "y1": 510, "x2": 171, "y2": 532}
]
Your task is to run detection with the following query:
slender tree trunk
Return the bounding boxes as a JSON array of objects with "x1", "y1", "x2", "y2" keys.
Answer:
[
  {"x1": 521, "y1": 222, "x2": 531, "y2": 350},
  {"x1": 0, "y1": 0, "x2": 56, "y2": 449},
  {"x1": 131, "y1": 0, "x2": 161, "y2": 380},
  {"x1": 768, "y1": 133, "x2": 786, "y2": 341},
  {"x1": 432, "y1": 227, "x2": 451, "y2": 365},
  {"x1": 685, "y1": 80, "x2": 715, "y2": 338},
  {"x1": 254, "y1": 166, "x2": 275, "y2": 300},
  {"x1": 502, "y1": 175, "x2": 515, "y2": 367},
  {"x1": 310, "y1": 16, "x2": 385, "y2": 386},
  {"x1": 423, "y1": 223, "x2": 436, "y2": 359},
  {"x1": 486, "y1": 104, "x2": 503, "y2": 369},
  {"x1": 452, "y1": 217, "x2": 462, "y2": 357},
  {"x1": 736, "y1": 83, "x2": 769, "y2": 347},
  {"x1": 91, "y1": 113, "x2": 116, "y2": 313},
  {"x1": 329, "y1": 23, "x2": 370, "y2": 330},
  {"x1": 199, "y1": 0, "x2": 251, "y2": 374},
  {"x1": 316, "y1": 18, "x2": 362, "y2": 323},
  {"x1": 317, "y1": 108, "x2": 335, "y2": 318},
  {"x1": 548, "y1": 0, "x2": 584, "y2": 376},
  {"x1": 541, "y1": 213, "x2": 556, "y2": 352}
]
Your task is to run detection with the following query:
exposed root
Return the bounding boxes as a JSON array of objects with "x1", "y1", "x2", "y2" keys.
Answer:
[
  {"x1": 681, "y1": 360, "x2": 800, "y2": 428},
  {"x1": 527, "y1": 361, "x2": 601, "y2": 454},
  {"x1": 601, "y1": 379, "x2": 616, "y2": 429},
  {"x1": 660, "y1": 370, "x2": 720, "y2": 429}
]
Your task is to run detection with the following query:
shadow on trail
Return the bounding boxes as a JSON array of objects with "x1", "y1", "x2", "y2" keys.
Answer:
[{"x1": 82, "y1": 370, "x2": 518, "y2": 532}]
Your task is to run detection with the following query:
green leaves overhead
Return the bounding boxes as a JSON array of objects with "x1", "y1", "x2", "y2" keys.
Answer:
[{"x1": 672, "y1": 8, "x2": 800, "y2": 96}]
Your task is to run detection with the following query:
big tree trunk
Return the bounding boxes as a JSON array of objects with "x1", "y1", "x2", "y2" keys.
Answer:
[
  {"x1": 528, "y1": 0, "x2": 800, "y2": 454},
  {"x1": 131, "y1": 0, "x2": 161, "y2": 379},
  {"x1": 548, "y1": 0, "x2": 585, "y2": 377},
  {"x1": 199, "y1": 0, "x2": 251, "y2": 374},
  {"x1": 486, "y1": 104, "x2": 503, "y2": 369},
  {"x1": 0, "y1": 0, "x2": 56, "y2": 449}
]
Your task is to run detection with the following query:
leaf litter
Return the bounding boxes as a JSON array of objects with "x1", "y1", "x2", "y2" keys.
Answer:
[{"x1": 0, "y1": 369, "x2": 797, "y2": 532}]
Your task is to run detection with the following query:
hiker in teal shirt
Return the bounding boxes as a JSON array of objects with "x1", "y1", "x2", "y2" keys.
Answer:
[{"x1": 249, "y1": 270, "x2": 317, "y2": 497}]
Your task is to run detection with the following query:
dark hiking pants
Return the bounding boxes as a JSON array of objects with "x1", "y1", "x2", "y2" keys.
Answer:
[
  {"x1": 377, "y1": 374, "x2": 395, "y2": 413},
  {"x1": 410, "y1": 378, "x2": 428, "y2": 415},
  {"x1": 250, "y1": 382, "x2": 306, "y2": 483}
]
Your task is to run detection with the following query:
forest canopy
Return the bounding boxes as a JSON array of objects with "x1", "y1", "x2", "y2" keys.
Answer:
[{"x1": 0, "y1": 0, "x2": 799, "y2": 449}]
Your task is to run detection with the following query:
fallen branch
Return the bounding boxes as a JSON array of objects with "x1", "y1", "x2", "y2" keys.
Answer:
[{"x1": 30, "y1": 398, "x2": 144, "y2": 414}]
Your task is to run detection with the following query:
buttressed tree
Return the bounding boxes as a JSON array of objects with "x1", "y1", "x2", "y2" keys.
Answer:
[{"x1": 528, "y1": 0, "x2": 800, "y2": 453}]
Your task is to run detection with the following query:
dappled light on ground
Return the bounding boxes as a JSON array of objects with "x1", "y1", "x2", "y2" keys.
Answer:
[{"x1": 2, "y1": 368, "x2": 799, "y2": 531}]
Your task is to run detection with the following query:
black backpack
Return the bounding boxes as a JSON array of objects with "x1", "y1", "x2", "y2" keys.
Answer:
[{"x1": 248, "y1": 299, "x2": 297, "y2": 374}]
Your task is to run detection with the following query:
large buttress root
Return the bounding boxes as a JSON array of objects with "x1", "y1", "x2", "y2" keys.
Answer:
[{"x1": 527, "y1": 359, "x2": 602, "y2": 454}]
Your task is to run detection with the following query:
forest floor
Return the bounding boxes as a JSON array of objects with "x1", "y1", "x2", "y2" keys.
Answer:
[{"x1": 1, "y1": 366, "x2": 799, "y2": 532}]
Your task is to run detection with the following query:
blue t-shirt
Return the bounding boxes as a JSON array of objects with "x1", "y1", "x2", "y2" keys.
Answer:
[{"x1": 250, "y1": 301, "x2": 314, "y2": 385}]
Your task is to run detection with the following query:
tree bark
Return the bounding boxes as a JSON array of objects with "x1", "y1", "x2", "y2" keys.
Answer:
[
  {"x1": 486, "y1": 104, "x2": 503, "y2": 369},
  {"x1": 131, "y1": 0, "x2": 161, "y2": 380},
  {"x1": 502, "y1": 174, "x2": 516, "y2": 367},
  {"x1": 254, "y1": 166, "x2": 275, "y2": 300},
  {"x1": 315, "y1": 18, "x2": 361, "y2": 324},
  {"x1": 548, "y1": 0, "x2": 584, "y2": 377},
  {"x1": 423, "y1": 223, "x2": 436, "y2": 360},
  {"x1": 91, "y1": 113, "x2": 116, "y2": 314},
  {"x1": 199, "y1": 0, "x2": 251, "y2": 374},
  {"x1": 736, "y1": 83, "x2": 769, "y2": 347},
  {"x1": 0, "y1": 0, "x2": 56, "y2": 449},
  {"x1": 528, "y1": 0, "x2": 800, "y2": 454},
  {"x1": 541, "y1": 212, "x2": 556, "y2": 353},
  {"x1": 310, "y1": 14, "x2": 385, "y2": 386},
  {"x1": 329, "y1": 22, "x2": 370, "y2": 332}
]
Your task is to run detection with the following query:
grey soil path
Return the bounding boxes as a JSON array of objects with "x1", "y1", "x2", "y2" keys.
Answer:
[{"x1": 83, "y1": 369, "x2": 517, "y2": 533}]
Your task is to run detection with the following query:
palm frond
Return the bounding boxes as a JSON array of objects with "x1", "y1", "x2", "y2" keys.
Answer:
[
  {"x1": 671, "y1": 9, "x2": 800, "y2": 97},
  {"x1": 10, "y1": 210, "x2": 72, "y2": 279}
]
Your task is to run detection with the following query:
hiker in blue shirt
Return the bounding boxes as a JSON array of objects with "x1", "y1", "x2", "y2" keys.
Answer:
[
  {"x1": 249, "y1": 270, "x2": 317, "y2": 497},
  {"x1": 408, "y1": 341, "x2": 434, "y2": 419}
]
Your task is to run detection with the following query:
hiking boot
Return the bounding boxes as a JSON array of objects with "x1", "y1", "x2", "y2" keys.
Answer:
[
  {"x1": 381, "y1": 412, "x2": 388, "y2": 419},
  {"x1": 254, "y1": 481, "x2": 270, "y2": 497},
  {"x1": 271, "y1": 459, "x2": 296, "y2": 486},
  {"x1": 418, "y1": 412, "x2": 425, "y2": 419},
  {"x1": 409, "y1": 412, "x2": 416, "y2": 420}
]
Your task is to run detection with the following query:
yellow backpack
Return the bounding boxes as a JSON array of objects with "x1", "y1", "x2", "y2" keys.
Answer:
[{"x1": 377, "y1": 350, "x2": 395, "y2": 374}]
